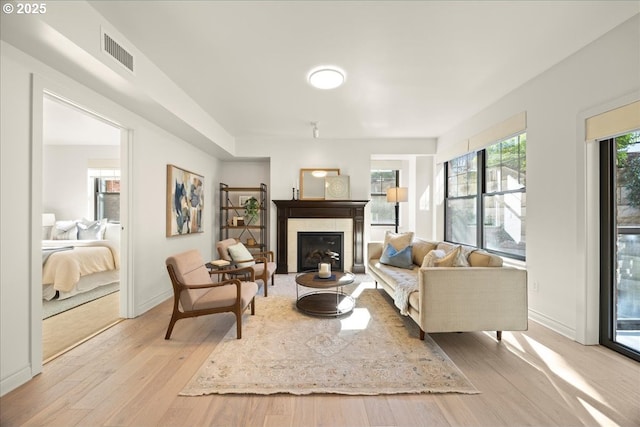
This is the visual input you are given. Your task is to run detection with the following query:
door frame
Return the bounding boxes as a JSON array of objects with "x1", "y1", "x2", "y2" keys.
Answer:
[{"x1": 30, "y1": 75, "x2": 133, "y2": 376}]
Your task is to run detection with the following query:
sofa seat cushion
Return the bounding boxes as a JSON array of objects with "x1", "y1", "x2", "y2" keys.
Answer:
[
  {"x1": 371, "y1": 260, "x2": 419, "y2": 289},
  {"x1": 371, "y1": 260, "x2": 420, "y2": 315}
]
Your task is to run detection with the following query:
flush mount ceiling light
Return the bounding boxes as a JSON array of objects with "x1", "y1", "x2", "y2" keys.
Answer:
[{"x1": 307, "y1": 66, "x2": 346, "y2": 90}]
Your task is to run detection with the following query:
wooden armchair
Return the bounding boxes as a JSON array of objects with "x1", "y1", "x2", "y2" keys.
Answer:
[
  {"x1": 216, "y1": 238, "x2": 276, "y2": 297},
  {"x1": 165, "y1": 249, "x2": 258, "y2": 339}
]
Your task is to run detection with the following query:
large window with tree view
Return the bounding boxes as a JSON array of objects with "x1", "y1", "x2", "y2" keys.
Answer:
[{"x1": 445, "y1": 133, "x2": 526, "y2": 260}]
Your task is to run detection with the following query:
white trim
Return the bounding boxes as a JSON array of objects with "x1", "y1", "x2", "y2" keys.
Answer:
[
  {"x1": 31, "y1": 74, "x2": 45, "y2": 378},
  {"x1": 0, "y1": 366, "x2": 33, "y2": 396},
  {"x1": 586, "y1": 101, "x2": 640, "y2": 141},
  {"x1": 576, "y1": 91, "x2": 640, "y2": 345},
  {"x1": 468, "y1": 111, "x2": 527, "y2": 151},
  {"x1": 529, "y1": 309, "x2": 577, "y2": 342}
]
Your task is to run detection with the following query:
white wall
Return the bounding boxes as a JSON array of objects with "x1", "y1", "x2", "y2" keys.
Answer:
[
  {"x1": 0, "y1": 42, "x2": 222, "y2": 395},
  {"x1": 43, "y1": 145, "x2": 120, "y2": 220},
  {"x1": 235, "y1": 138, "x2": 437, "y2": 252},
  {"x1": 437, "y1": 15, "x2": 640, "y2": 342}
]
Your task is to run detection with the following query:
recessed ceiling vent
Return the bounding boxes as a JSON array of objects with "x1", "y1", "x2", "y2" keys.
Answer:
[{"x1": 101, "y1": 30, "x2": 134, "y2": 74}]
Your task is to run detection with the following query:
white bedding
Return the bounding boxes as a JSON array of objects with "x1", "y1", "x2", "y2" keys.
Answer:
[{"x1": 42, "y1": 239, "x2": 120, "y2": 300}]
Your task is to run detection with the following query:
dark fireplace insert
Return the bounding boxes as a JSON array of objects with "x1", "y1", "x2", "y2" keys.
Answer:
[{"x1": 297, "y1": 232, "x2": 344, "y2": 272}]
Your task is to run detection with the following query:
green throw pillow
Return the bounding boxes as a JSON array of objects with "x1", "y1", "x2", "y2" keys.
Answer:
[{"x1": 227, "y1": 242, "x2": 256, "y2": 268}]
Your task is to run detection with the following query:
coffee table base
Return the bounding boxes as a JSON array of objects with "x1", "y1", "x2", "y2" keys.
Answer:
[{"x1": 296, "y1": 292, "x2": 355, "y2": 317}]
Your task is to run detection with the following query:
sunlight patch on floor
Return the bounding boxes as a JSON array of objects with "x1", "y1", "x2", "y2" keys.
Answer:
[
  {"x1": 523, "y1": 335, "x2": 604, "y2": 403},
  {"x1": 340, "y1": 308, "x2": 371, "y2": 331},
  {"x1": 578, "y1": 397, "x2": 621, "y2": 427},
  {"x1": 340, "y1": 281, "x2": 376, "y2": 331}
]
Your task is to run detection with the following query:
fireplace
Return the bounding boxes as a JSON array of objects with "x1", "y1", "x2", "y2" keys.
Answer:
[
  {"x1": 297, "y1": 232, "x2": 344, "y2": 272},
  {"x1": 272, "y1": 200, "x2": 369, "y2": 274}
]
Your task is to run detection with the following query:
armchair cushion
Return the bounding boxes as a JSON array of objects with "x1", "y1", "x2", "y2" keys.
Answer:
[
  {"x1": 166, "y1": 249, "x2": 215, "y2": 311},
  {"x1": 192, "y1": 281, "x2": 258, "y2": 311}
]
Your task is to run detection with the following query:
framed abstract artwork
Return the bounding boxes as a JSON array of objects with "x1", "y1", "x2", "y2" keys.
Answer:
[{"x1": 166, "y1": 164, "x2": 204, "y2": 237}]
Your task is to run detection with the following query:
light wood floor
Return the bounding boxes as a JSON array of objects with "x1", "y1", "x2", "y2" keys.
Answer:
[
  {"x1": 2, "y1": 276, "x2": 639, "y2": 427},
  {"x1": 42, "y1": 292, "x2": 121, "y2": 361}
]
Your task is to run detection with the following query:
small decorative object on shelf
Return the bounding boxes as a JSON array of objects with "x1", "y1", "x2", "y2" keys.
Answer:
[{"x1": 292, "y1": 187, "x2": 296, "y2": 200}]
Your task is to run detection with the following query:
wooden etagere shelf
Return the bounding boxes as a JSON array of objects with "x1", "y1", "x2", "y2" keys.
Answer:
[{"x1": 219, "y1": 183, "x2": 268, "y2": 252}]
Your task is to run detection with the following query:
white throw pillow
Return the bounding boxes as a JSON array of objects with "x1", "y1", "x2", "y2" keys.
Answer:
[{"x1": 227, "y1": 242, "x2": 256, "y2": 268}]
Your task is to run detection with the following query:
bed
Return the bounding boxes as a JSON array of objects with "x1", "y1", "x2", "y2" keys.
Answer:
[{"x1": 42, "y1": 219, "x2": 121, "y2": 300}]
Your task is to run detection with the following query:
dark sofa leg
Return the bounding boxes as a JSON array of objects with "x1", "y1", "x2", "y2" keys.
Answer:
[
  {"x1": 497, "y1": 331, "x2": 502, "y2": 341},
  {"x1": 419, "y1": 329, "x2": 425, "y2": 340}
]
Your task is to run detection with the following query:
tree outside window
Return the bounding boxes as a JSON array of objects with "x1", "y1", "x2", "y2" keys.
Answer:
[{"x1": 445, "y1": 133, "x2": 527, "y2": 259}]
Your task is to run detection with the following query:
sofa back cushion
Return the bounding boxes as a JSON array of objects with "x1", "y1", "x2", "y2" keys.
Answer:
[
  {"x1": 411, "y1": 238, "x2": 438, "y2": 266},
  {"x1": 437, "y1": 242, "x2": 503, "y2": 267},
  {"x1": 468, "y1": 250, "x2": 503, "y2": 267}
]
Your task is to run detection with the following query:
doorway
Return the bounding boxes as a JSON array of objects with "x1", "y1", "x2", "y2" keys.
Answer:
[
  {"x1": 599, "y1": 131, "x2": 640, "y2": 361},
  {"x1": 41, "y1": 93, "x2": 125, "y2": 361}
]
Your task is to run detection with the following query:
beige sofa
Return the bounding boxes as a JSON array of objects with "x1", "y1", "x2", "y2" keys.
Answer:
[{"x1": 367, "y1": 234, "x2": 528, "y2": 340}]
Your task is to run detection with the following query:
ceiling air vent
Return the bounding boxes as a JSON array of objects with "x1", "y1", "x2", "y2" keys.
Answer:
[{"x1": 102, "y1": 31, "x2": 134, "y2": 73}]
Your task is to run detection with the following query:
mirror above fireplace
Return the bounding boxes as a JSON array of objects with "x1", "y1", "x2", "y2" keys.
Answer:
[{"x1": 299, "y1": 168, "x2": 340, "y2": 200}]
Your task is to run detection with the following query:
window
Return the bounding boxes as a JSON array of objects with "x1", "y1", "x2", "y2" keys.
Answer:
[
  {"x1": 445, "y1": 133, "x2": 527, "y2": 259},
  {"x1": 484, "y1": 134, "x2": 526, "y2": 257},
  {"x1": 89, "y1": 168, "x2": 120, "y2": 222},
  {"x1": 445, "y1": 153, "x2": 478, "y2": 246},
  {"x1": 370, "y1": 170, "x2": 399, "y2": 225}
]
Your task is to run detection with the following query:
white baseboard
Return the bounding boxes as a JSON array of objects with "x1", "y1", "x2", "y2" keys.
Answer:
[
  {"x1": 528, "y1": 308, "x2": 578, "y2": 342},
  {"x1": 1, "y1": 364, "x2": 33, "y2": 397},
  {"x1": 135, "y1": 289, "x2": 172, "y2": 317}
]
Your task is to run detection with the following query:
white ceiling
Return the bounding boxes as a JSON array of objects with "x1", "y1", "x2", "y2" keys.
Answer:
[
  {"x1": 43, "y1": 95, "x2": 121, "y2": 145},
  {"x1": 87, "y1": 1, "x2": 639, "y2": 141}
]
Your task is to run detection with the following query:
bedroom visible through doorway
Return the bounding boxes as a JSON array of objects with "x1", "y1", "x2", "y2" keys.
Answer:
[{"x1": 41, "y1": 94, "x2": 124, "y2": 362}]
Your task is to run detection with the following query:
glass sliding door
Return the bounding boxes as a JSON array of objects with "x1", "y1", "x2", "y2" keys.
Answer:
[{"x1": 600, "y1": 132, "x2": 640, "y2": 361}]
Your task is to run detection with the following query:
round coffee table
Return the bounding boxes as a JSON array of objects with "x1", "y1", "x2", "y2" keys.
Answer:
[{"x1": 295, "y1": 271, "x2": 356, "y2": 317}]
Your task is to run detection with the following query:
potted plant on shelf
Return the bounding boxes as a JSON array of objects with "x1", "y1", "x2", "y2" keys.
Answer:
[{"x1": 242, "y1": 196, "x2": 260, "y2": 224}]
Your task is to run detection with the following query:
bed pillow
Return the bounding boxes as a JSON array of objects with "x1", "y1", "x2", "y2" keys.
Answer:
[
  {"x1": 77, "y1": 219, "x2": 106, "y2": 240},
  {"x1": 51, "y1": 220, "x2": 78, "y2": 240},
  {"x1": 379, "y1": 243, "x2": 414, "y2": 269},
  {"x1": 227, "y1": 242, "x2": 256, "y2": 268}
]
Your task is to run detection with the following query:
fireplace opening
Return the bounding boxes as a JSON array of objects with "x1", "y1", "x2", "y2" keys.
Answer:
[{"x1": 297, "y1": 232, "x2": 344, "y2": 272}]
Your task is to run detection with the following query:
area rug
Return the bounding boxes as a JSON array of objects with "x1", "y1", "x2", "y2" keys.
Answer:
[
  {"x1": 43, "y1": 282, "x2": 120, "y2": 319},
  {"x1": 180, "y1": 276, "x2": 479, "y2": 396}
]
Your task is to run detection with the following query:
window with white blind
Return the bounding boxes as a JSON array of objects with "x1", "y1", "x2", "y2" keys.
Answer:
[{"x1": 445, "y1": 132, "x2": 527, "y2": 259}]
